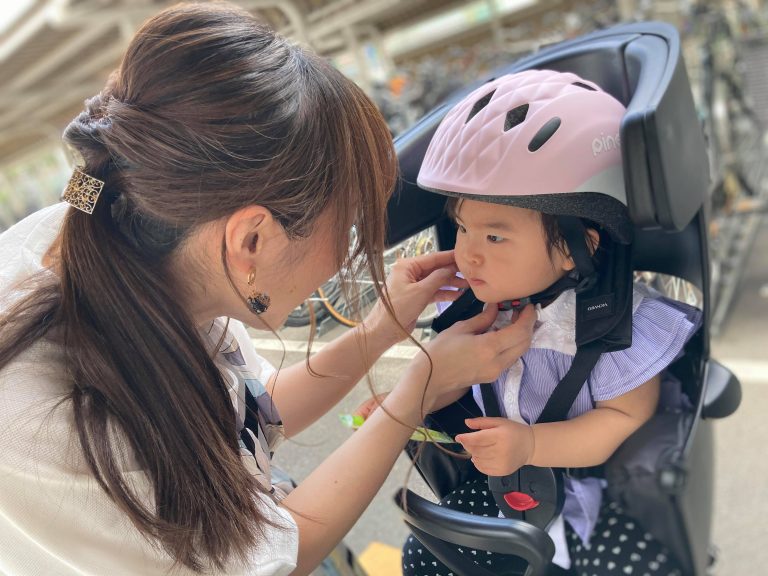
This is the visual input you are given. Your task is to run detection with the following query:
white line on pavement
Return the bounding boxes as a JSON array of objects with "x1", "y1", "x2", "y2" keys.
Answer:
[
  {"x1": 252, "y1": 338, "x2": 420, "y2": 360},
  {"x1": 717, "y1": 358, "x2": 768, "y2": 384},
  {"x1": 253, "y1": 338, "x2": 768, "y2": 381}
]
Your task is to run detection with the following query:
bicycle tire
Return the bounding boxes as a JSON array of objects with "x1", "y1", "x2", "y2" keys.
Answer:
[
  {"x1": 320, "y1": 284, "x2": 439, "y2": 330},
  {"x1": 318, "y1": 226, "x2": 441, "y2": 330},
  {"x1": 317, "y1": 284, "x2": 366, "y2": 327}
]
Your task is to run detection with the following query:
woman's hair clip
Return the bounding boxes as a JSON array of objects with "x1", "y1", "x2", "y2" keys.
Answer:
[{"x1": 61, "y1": 168, "x2": 105, "y2": 215}]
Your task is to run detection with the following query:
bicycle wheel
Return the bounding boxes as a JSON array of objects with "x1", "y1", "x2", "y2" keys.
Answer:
[
  {"x1": 320, "y1": 283, "x2": 439, "y2": 330},
  {"x1": 317, "y1": 283, "x2": 378, "y2": 328},
  {"x1": 320, "y1": 226, "x2": 442, "y2": 329}
]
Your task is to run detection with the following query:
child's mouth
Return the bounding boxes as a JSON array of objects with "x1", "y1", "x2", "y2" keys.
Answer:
[{"x1": 467, "y1": 277, "x2": 486, "y2": 286}]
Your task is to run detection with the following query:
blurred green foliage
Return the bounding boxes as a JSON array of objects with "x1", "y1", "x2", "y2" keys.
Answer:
[{"x1": 0, "y1": 147, "x2": 69, "y2": 231}]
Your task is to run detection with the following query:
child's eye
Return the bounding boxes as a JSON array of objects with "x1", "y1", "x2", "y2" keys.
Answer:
[
  {"x1": 456, "y1": 224, "x2": 467, "y2": 234},
  {"x1": 487, "y1": 234, "x2": 505, "y2": 243}
]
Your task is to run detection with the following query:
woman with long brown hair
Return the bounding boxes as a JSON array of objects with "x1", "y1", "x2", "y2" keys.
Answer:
[{"x1": 0, "y1": 3, "x2": 535, "y2": 574}]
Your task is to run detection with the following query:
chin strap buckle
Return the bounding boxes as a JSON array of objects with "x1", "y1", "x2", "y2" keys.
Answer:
[{"x1": 498, "y1": 297, "x2": 531, "y2": 312}]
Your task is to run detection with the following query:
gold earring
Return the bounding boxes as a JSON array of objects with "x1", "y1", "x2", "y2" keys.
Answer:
[{"x1": 246, "y1": 270, "x2": 270, "y2": 315}]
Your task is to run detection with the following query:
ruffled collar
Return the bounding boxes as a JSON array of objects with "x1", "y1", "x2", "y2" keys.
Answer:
[{"x1": 537, "y1": 288, "x2": 576, "y2": 328}]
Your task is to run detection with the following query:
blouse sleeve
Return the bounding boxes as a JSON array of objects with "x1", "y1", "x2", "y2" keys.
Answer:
[
  {"x1": 0, "y1": 344, "x2": 298, "y2": 576},
  {"x1": 589, "y1": 294, "x2": 702, "y2": 402}
]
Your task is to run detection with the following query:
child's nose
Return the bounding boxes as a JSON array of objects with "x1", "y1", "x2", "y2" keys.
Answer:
[{"x1": 458, "y1": 239, "x2": 482, "y2": 266}]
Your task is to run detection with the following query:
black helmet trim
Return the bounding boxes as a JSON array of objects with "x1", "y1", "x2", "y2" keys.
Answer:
[{"x1": 425, "y1": 187, "x2": 633, "y2": 244}]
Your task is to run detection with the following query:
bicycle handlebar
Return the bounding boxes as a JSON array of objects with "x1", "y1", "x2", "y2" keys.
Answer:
[{"x1": 394, "y1": 488, "x2": 555, "y2": 576}]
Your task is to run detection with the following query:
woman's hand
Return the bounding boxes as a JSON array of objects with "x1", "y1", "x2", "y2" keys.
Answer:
[
  {"x1": 395, "y1": 303, "x2": 537, "y2": 417},
  {"x1": 423, "y1": 303, "x2": 536, "y2": 392},
  {"x1": 363, "y1": 250, "x2": 468, "y2": 346}
]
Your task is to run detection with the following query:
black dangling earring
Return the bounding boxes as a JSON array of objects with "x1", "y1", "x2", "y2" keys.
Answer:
[{"x1": 246, "y1": 270, "x2": 270, "y2": 315}]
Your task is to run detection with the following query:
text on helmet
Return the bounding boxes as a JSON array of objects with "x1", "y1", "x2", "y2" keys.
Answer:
[{"x1": 592, "y1": 132, "x2": 621, "y2": 157}]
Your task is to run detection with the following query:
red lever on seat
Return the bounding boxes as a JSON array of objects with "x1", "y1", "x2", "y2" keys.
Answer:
[{"x1": 503, "y1": 491, "x2": 540, "y2": 511}]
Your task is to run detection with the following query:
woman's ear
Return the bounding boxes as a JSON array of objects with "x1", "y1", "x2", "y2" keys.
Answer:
[{"x1": 224, "y1": 206, "x2": 272, "y2": 275}]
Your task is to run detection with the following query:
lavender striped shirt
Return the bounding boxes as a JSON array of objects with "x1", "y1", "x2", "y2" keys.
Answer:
[{"x1": 439, "y1": 282, "x2": 701, "y2": 554}]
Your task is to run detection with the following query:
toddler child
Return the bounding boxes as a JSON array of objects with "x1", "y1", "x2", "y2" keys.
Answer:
[{"x1": 401, "y1": 69, "x2": 700, "y2": 576}]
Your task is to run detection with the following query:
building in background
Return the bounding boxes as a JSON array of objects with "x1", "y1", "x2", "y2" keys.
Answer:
[{"x1": 0, "y1": 0, "x2": 766, "y2": 227}]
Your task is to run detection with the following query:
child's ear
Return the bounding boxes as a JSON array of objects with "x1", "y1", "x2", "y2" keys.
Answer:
[
  {"x1": 586, "y1": 228, "x2": 600, "y2": 255},
  {"x1": 560, "y1": 229, "x2": 600, "y2": 272}
]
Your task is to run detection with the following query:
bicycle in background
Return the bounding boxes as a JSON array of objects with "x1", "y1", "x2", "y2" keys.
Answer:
[
  {"x1": 686, "y1": 2, "x2": 768, "y2": 334},
  {"x1": 286, "y1": 226, "x2": 439, "y2": 331}
]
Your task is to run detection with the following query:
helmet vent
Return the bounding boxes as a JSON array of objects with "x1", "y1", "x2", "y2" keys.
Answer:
[
  {"x1": 572, "y1": 81, "x2": 597, "y2": 91},
  {"x1": 528, "y1": 117, "x2": 562, "y2": 152},
  {"x1": 466, "y1": 89, "x2": 496, "y2": 123},
  {"x1": 504, "y1": 104, "x2": 529, "y2": 131}
]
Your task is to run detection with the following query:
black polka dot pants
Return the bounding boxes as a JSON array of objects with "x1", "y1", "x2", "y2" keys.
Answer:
[
  {"x1": 565, "y1": 498, "x2": 682, "y2": 576},
  {"x1": 401, "y1": 479, "x2": 683, "y2": 576}
]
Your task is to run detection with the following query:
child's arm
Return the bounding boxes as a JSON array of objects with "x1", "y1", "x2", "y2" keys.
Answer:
[{"x1": 455, "y1": 374, "x2": 660, "y2": 476}]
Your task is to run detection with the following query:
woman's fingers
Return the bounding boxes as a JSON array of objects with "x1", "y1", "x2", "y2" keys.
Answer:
[
  {"x1": 433, "y1": 289, "x2": 464, "y2": 303},
  {"x1": 403, "y1": 249, "x2": 456, "y2": 280},
  {"x1": 410, "y1": 249, "x2": 455, "y2": 269},
  {"x1": 463, "y1": 305, "x2": 534, "y2": 381},
  {"x1": 417, "y1": 265, "x2": 460, "y2": 293},
  {"x1": 444, "y1": 275, "x2": 469, "y2": 290},
  {"x1": 486, "y1": 305, "x2": 536, "y2": 349},
  {"x1": 453, "y1": 302, "x2": 498, "y2": 334},
  {"x1": 414, "y1": 303, "x2": 535, "y2": 403},
  {"x1": 416, "y1": 267, "x2": 468, "y2": 304}
]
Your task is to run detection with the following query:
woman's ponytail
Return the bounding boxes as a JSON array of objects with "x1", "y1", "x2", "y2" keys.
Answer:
[{"x1": 55, "y1": 93, "x2": 277, "y2": 571}]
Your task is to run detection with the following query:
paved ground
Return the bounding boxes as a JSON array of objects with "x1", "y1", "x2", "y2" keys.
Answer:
[
  {"x1": 708, "y1": 220, "x2": 768, "y2": 575},
  {"x1": 262, "y1": 220, "x2": 768, "y2": 575}
]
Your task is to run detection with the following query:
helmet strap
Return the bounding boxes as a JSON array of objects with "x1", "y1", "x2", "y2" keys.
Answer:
[
  {"x1": 555, "y1": 215, "x2": 597, "y2": 293},
  {"x1": 497, "y1": 273, "x2": 580, "y2": 311}
]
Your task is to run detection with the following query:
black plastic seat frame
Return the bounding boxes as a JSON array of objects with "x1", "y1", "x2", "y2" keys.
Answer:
[{"x1": 387, "y1": 21, "x2": 742, "y2": 576}]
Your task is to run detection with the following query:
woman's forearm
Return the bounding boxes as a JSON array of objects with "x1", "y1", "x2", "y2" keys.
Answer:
[
  {"x1": 281, "y1": 367, "x2": 427, "y2": 575},
  {"x1": 267, "y1": 322, "x2": 398, "y2": 437}
]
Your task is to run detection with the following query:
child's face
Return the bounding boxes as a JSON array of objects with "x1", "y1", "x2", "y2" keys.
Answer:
[{"x1": 453, "y1": 199, "x2": 574, "y2": 303}]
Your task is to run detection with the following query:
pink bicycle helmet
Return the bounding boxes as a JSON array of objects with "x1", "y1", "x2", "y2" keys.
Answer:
[{"x1": 418, "y1": 69, "x2": 631, "y2": 243}]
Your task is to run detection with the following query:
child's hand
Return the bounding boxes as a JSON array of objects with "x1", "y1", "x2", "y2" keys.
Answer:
[
  {"x1": 455, "y1": 417, "x2": 535, "y2": 476},
  {"x1": 353, "y1": 393, "x2": 389, "y2": 420}
]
